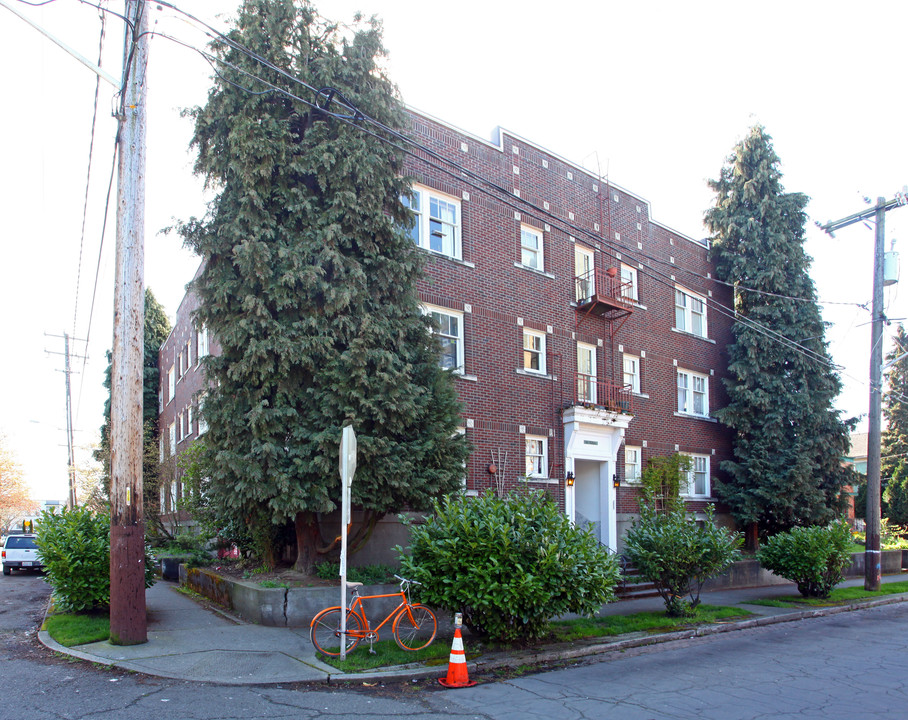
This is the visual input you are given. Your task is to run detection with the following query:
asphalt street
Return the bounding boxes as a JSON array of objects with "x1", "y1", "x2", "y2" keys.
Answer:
[{"x1": 4, "y1": 570, "x2": 908, "y2": 719}]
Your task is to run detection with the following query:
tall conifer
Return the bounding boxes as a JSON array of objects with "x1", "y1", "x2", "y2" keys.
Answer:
[
  {"x1": 882, "y1": 324, "x2": 908, "y2": 524},
  {"x1": 178, "y1": 0, "x2": 467, "y2": 570},
  {"x1": 705, "y1": 126, "x2": 852, "y2": 542}
]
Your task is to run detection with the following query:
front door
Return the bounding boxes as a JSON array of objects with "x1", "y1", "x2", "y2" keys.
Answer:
[{"x1": 574, "y1": 459, "x2": 608, "y2": 546}]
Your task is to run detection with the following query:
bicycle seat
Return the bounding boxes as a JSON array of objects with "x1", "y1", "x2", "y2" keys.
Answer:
[{"x1": 345, "y1": 581, "x2": 363, "y2": 588}]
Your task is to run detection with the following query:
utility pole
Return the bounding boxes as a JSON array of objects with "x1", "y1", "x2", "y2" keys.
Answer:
[
  {"x1": 819, "y1": 190, "x2": 906, "y2": 591},
  {"x1": 109, "y1": 0, "x2": 148, "y2": 645},
  {"x1": 45, "y1": 332, "x2": 87, "y2": 509}
]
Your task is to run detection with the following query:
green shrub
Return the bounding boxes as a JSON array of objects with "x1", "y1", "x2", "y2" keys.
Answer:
[
  {"x1": 36, "y1": 506, "x2": 156, "y2": 612},
  {"x1": 314, "y1": 562, "x2": 396, "y2": 585},
  {"x1": 757, "y1": 520, "x2": 852, "y2": 598},
  {"x1": 397, "y1": 490, "x2": 621, "y2": 642},
  {"x1": 624, "y1": 505, "x2": 741, "y2": 617}
]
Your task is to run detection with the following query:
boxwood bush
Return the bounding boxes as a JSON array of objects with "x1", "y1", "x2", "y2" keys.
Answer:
[
  {"x1": 623, "y1": 504, "x2": 741, "y2": 617},
  {"x1": 36, "y1": 506, "x2": 155, "y2": 612},
  {"x1": 397, "y1": 490, "x2": 620, "y2": 642},
  {"x1": 757, "y1": 520, "x2": 852, "y2": 598}
]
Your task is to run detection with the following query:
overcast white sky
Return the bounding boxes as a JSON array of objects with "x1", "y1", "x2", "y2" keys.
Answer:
[{"x1": 2, "y1": 0, "x2": 906, "y2": 501}]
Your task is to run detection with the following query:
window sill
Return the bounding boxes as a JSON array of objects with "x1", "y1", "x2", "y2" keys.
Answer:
[
  {"x1": 515, "y1": 368, "x2": 555, "y2": 381},
  {"x1": 519, "y1": 476, "x2": 559, "y2": 485},
  {"x1": 455, "y1": 373, "x2": 478, "y2": 382},
  {"x1": 671, "y1": 328, "x2": 715, "y2": 344},
  {"x1": 513, "y1": 261, "x2": 555, "y2": 279},
  {"x1": 632, "y1": 392, "x2": 649, "y2": 399},
  {"x1": 423, "y1": 249, "x2": 475, "y2": 268},
  {"x1": 673, "y1": 412, "x2": 717, "y2": 423}
]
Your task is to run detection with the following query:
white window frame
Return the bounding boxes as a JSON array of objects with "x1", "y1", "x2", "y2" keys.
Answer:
[
  {"x1": 520, "y1": 224, "x2": 544, "y2": 271},
  {"x1": 623, "y1": 354, "x2": 640, "y2": 394},
  {"x1": 621, "y1": 264, "x2": 638, "y2": 301},
  {"x1": 159, "y1": 436, "x2": 164, "y2": 463},
  {"x1": 186, "y1": 340, "x2": 192, "y2": 371},
  {"x1": 159, "y1": 486, "x2": 166, "y2": 514},
  {"x1": 625, "y1": 445, "x2": 642, "y2": 484},
  {"x1": 167, "y1": 366, "x2": 175, "y2": 404},
  {"x1": 197, "y1": 325, "x2": 209, "y2": 363},
  {"x1": 575, "y1": 245, "x2": 595, "y2": 302},
  {"x1": 577, "y1": 342, "x2": 597, "y2": 403},
  {"x1": 177, "y1": 411, "x2": 184, "y2": 442},
  {"x1": 677, "y1": 369, "x2": 709, "y2": 417},
  {"x1": 169, "y1": 422, "x2": 176, "y2": 455},
  {"x1": 525, "y1": 435, "x2": 548, "y2": 478},
  {"x1": 423, "y1": 304, "x2": 464, "y2": 373},
  {"x1": 682, "y1": 453, "x2": 711, "y2": 498},
  {"x1": 186, "y1": 405, "x2": 193, "y2": 438},
  {"x1": 406, "y1": 185, "x2": 462, "y2": 260},
  {"x1": 675, "y1": 287, "x2": 707, "y2": 338},
  {"x1": 523, "y1": 329, "x2": 547, "y2": 375},
  {"x1": 198, "y1": 395, "x2": 209, "y2": 435}
]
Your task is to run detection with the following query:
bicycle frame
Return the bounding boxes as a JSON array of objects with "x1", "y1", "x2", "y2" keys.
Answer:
[{"x1": 345, "y1": 588, "x2": 413, "y2": 640}]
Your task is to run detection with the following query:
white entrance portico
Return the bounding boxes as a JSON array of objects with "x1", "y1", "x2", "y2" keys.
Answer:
[{"x1": 563, "y1": 406, "x2": 632, "y2": 552}]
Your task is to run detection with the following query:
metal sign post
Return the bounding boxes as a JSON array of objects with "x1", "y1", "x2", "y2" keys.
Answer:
[{"x1": 338, "y1": 425, "x2": 357, "y2": 660}]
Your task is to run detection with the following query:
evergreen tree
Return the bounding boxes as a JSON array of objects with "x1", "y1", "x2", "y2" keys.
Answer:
[
  {"x1": 882, "y1": 324, "x2": 908, "y2": 524},
  {"x1": 178, "y1": 0, "x2": 468, "y2": 571},
  {"x1": 705, "y1": 125, "x2": 853, "y2": 542},
  {"x1": 95, "y1": 288, "x2": 172, "y2": 524}
]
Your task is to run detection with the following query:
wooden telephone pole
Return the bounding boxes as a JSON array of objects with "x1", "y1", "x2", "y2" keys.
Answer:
[
  {"x1": 819, "y1": 190, "x2": 906, "y2": 591},
  {"x1": 109, "y1": 0, "x2": 148, "y2": 645}
]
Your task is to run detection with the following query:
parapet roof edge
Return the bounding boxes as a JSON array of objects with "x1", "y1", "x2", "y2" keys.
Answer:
[{"x1": 405, "y1": 105, "x2": 708, "y2": 249}]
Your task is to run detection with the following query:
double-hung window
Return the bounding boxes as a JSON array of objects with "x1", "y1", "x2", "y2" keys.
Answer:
[
  {"x1": 683, "y1": 454, "x2": 710, "y2": 497},
  {"x1": 525, "y1": 436, "x2": 548, "y2": 478},
  {"x1": 424, "y1": 305, "x2": 464, "y2": 373},
  {"x1": 404, "y1": 186, "x2": 462, "y2": 260},
  {"x1": 167, "y1": 366, "x2": 175, "y2": 404},
  {"x1": 169, "y1": 422, "x2": 176, "y2": 456},
  {"x1": 621, "y1": 264, "x2": 638, "y2": 301},
  {"x1": 623, "y1": 354, "x2": 640, "y2": 394},
  {"x1": 675, "y1": 287, "x2": 707, "y2": 338},
  {"x1": 523, "y1": 329, "x2": 546, "y2": 375},
  {"x1": 625, "y1": 445, "x2": 642, "y2": 484},
  {"x1": 520, "y1": 225, "x2": 543, "y2": 271},
  {"x1": 197, "y1": 325, "x2": 209, "y2": 362},
  {"x1": 198, "y1": 395, "x2": 209, "y2": 435},
  {"x1": 677, "y1": 369, "x2": 709, "y2": 417},
  {"x1": 577, "y1": 342, "x2": 597, "y2": 403}
]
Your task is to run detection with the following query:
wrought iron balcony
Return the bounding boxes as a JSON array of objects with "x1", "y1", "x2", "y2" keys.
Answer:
[
  {"x1": 574, "y1": 268, "x2": 635, "y2": 323},
  {"x1": 571, "y1": 374, "x2": 634, "y2": 414}
]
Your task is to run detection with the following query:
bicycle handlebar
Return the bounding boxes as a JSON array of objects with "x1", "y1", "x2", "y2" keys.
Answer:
[{"x1": 393, "y1": 574, "x2": 421, "y2": 586}]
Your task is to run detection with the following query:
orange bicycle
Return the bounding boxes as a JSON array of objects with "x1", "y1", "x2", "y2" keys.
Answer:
[{"x1": 309, "y1": 574, "x2": 437, "y2": 656}]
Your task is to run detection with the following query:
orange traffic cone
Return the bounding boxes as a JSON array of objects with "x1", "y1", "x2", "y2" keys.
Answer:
[{"x1": 439, "y1": 613, "x2": 477, "y2": 688}]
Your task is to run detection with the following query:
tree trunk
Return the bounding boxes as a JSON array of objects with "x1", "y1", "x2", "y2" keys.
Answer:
[
  {"x1": 294, "y1": 510, "x2": 321, "y2": 574},
  {"x1": 745, "y1": 521, "x2": 760, "y2": 553}
]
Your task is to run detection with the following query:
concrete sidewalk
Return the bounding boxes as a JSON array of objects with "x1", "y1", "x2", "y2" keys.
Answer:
[{"x1": 38, "y1": 574, "x2": 908, "y2": 686}]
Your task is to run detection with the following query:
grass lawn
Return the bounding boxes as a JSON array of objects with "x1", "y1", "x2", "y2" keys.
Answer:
[
  {"x1": 316, "y1": 605, "x2": 752, "y2": 672},
  {"x1": 43, "y1": 612, "x2": 110, "y2": 647},
  {"x1": 748, "y1": 580, "x2": 908, "y2": 608}
]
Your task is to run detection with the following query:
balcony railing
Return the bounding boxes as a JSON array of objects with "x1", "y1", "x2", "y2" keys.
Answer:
[
  {"x1": 573, "y1": 374, "x2": 634, "y2": 414},
  {"x1": 574, "y1": 268, "x2": 635, "y2": 308}
]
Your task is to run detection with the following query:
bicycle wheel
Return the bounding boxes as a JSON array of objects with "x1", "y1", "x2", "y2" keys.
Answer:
[
  {"x1": 392, "y1": 604, "x2": 437, "y2": 651},
  {"x1": 310, "y1": 608, "x2": 363, "y2": 657}
]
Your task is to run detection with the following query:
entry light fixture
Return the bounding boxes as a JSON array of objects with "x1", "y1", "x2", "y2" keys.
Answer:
[
  {"x1": 566, "y1": 471, "x2": 575, "y2": 487},
  {"x1": 613, "y1": 474, "x2": 620, "y2": 489}
]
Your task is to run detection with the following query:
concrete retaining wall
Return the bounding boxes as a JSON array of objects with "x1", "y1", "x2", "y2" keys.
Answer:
[{"x1": 180, "y1": 566, "x2": 405, "y2": 628}]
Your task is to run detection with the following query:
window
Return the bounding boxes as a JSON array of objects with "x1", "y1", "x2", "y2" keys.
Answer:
[
  {"x1": 683, "y1": 454, "x2": 710, "y2": 497},
  {"x1": 197, "y1": 325, "x2": 209, "y2": 362},
  {"x1": 623, "y1": 354, "x2": 640, "y2": 394},
  {"x1": 675, "y1": 287, "x2": 707, "y2": 338},
  {"x1": 169, "y1": 422, "x2": 176, "y2": 456},
  {"x1": 187, "y1": 405, "x2": 193, "y2": 437},
  {"x1": 677, "y1": 369, "x2": 709, "y2": 417},
  {"x1": 577, "y1": 343, "x2": 597, "y2": 403},
  {"x1": 625, "y1": 445, "x2": 642, "y2": 484},
  {"x1": 424, "y1": 305, "x2": 464, "y2": 372},
  {"x1": 621, "y1": 264, "x2": 638, "y2": 301},
  {"x1": 177, "y1": 351, "x2": 184, "y2": 379},
  {"x1": 405, "y1": 186, "x2": 462, "y2": 260},
  {"x1": 198, "y1": 396, "x2": 209, "y2": 435},
  {"x1": 177, "y1": 411, "x2": 184, "y2": 442},
  {"x1": 186, "y1": 340, "x2": 192, "y2": 371},
  {"x1": 159, "y1": 436, "x2": 164, "y2": 463},
  {"x1": 520, "y1": 225, "x2": 543, "y2": 270},
  {"x1": 167, "y1": 366, "x2": 175, "y2": 403},
  {"x1": 171, "y1": 480, "x2": 178, "y2": 510},
  {"x1": 525, "y1": 436, "x2": 548, "y2": 478},
  {"x1": 523, "y1": 330, "x2": 546, "y2": 374},
  {"x1": 159, "y1": 486, "x2": 166, "y2": 514},
  {"x1": 575, "y1": 246, "x2": 594, "y2": 301}
]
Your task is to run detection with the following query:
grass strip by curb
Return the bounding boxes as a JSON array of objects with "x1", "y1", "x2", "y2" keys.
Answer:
[
  {"x1": 43, "y1": 613, "x2": 110, "y2": 647},
  {"x1": 747, "y1": 580, "x2": 908, "y2": 608}
]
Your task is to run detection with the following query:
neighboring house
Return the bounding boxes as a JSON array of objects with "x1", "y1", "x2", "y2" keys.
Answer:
[
  {"x1": 158, "y1": 109, "x2": 735, "y2": 552},
  {"x1": 842, "y1": 431, "x2": 870, "y2": 522}
]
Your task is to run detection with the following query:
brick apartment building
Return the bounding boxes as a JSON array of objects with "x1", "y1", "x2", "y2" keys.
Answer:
[{"x1": 158, "y1": 108, "x2": 734, "y2": 552}]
